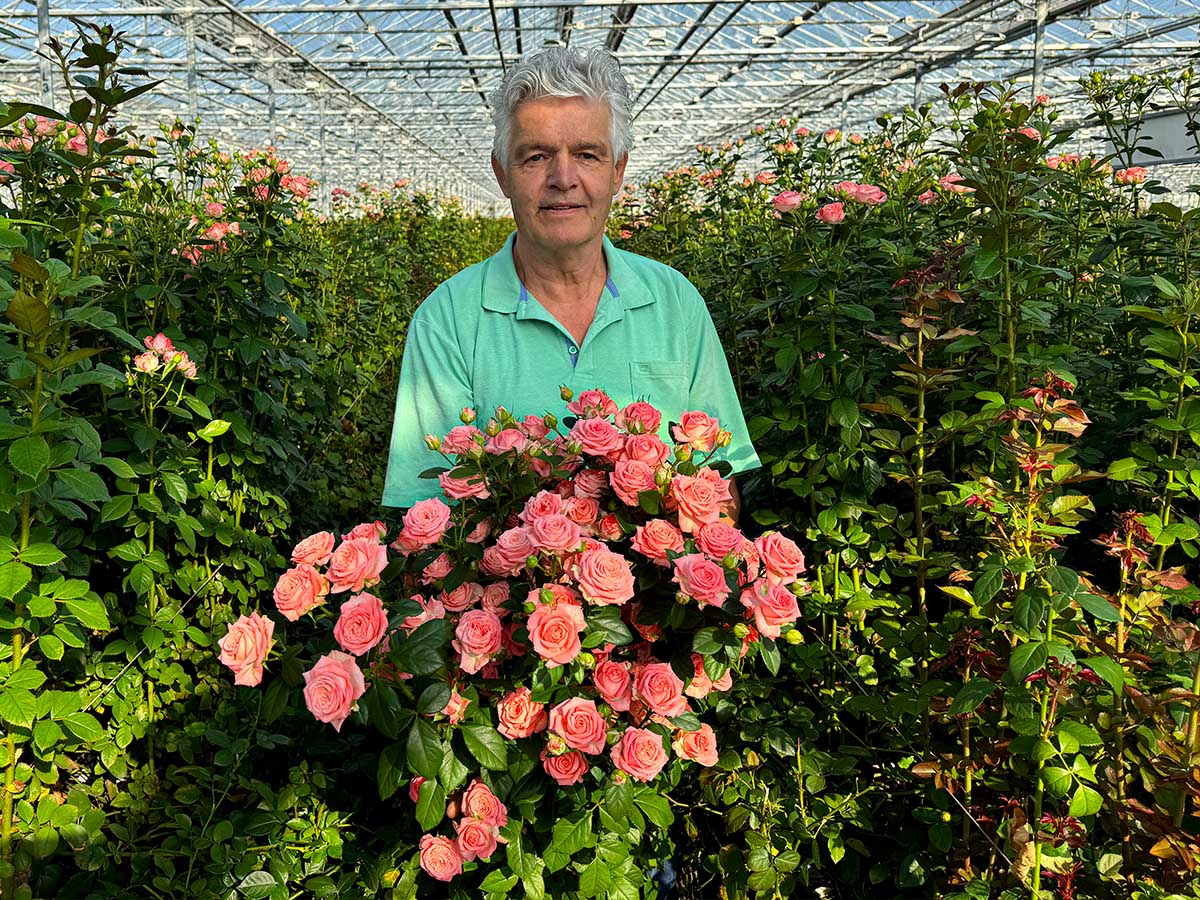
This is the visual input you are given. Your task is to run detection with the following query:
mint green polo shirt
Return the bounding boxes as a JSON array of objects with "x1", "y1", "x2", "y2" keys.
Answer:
[{"x1": 381, "y1": 231, "x2": 760, "y2": 508}]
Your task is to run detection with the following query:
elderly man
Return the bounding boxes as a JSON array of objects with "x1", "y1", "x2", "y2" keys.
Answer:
[{"x1": 381, "y1": 46, "x2": 759, "y2": 511}]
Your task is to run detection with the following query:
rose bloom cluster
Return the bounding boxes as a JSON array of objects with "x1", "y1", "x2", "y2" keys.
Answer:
[
  {"x1": 225, "y1": 388, "x2": 808, "y2": 886},
  {"x1": 131, "y1": 332, "x2": 199, "y2": 380}
]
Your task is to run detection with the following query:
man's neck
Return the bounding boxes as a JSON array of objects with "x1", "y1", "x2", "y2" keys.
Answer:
[{"x1": 512, "y1": 233, "x2": 608, "y2": 308}]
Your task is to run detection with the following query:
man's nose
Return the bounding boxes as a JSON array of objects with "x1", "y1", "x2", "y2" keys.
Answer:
[{"x1": 546, "y1": 153, "x2": 578, "y2": 189}]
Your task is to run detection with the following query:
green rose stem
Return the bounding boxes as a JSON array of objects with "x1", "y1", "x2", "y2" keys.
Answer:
[
  {"x1": 1114, "y1": 535, "x2": 1132, "y2": 870},
  {"x1": 1175, "y1": 649, "x2": 1200, "y2": 827},
  {"x1": 1155, "y1": 306, "x2": 1193, "y2": 570},
  {"x1": 1024, "y1": 426, "x2": 1047, "y2": 899},
  {"x1": 2, "y1": 322, "x2": 48, "y2": 895}
]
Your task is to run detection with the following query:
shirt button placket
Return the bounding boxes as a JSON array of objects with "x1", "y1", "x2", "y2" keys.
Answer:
[{"x1": 567, "y1": 342, "x2": 579, "y2": 368}]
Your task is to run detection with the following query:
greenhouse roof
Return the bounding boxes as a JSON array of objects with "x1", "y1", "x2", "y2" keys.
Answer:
[{"x1": 4, "y1": 0, "x2": 1199, "y2": 210}]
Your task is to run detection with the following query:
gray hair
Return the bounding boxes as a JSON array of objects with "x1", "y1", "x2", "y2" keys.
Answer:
[{"x1": 490, "y1": 46, "x2": 633, "y2": 169}]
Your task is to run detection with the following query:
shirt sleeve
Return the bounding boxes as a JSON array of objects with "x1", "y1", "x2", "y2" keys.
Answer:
[
  {"x1": 684, "y1": 283, "x2": 762, "y2": 476},
  {"x1": 381, "y1": 304, "x2": 473, "y2": 508}
]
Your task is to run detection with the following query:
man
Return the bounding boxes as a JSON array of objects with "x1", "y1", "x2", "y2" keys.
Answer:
[{"x1": 381, "y1": 46, "x2": 759, "y2": 512}]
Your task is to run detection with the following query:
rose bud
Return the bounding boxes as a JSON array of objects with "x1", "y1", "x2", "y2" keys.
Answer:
[
  {"x1": 733, "y1": 623, "x2": 750, "y2": 639},
  {"x1": 523, "y1": 601, "x2": 537, "y2": 614},
  {"x1": 723, "y1": 553, "x2": 738, "y2": 569},
  {"x1": 784, "y1": 629, "x2": 803, "y2": 645},
  {"x1": 676, "y1": 591, "x2": 690, "y2": 605},
  {"x1": 560, "y1": 385, "x2": 574, "y2": 401},
  {"x1": 424, "y1": 434, "x2": 441, "y2": 451},
  {"x1": 717, "y1": 430, "x2": 732, "y2": 448},
  {"x1": 460, "y1": 407, "x2": 477, "y2": 424},
  {"x1": 655, "y1": 468, "x2": 672, "y2": 489},
  {"x1": 485, "y1": 418, "x2": 501, "y2": 437},
  {"x1": 544, "y1": 414, "x2": 558, "y2": 430},
  {"x1": 577, "y1": 652, "x2": 596, "y2": 669},
  {"x1": 676, "y1": 445, "x2": 693, "y2": 462},
  {"x1": 540, "y1": 588, "x2": 555, "y2": 604},
  {"x1": 525, "y1": 555, "x2": 540, "y2": 571},
  {"x1": 745, "y1": 750, "x2": 761, "y2": 767}
]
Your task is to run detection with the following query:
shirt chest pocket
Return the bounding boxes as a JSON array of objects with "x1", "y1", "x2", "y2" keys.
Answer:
[{"x1": 629, "y1": 360, "x2": 689, "y2": 411}]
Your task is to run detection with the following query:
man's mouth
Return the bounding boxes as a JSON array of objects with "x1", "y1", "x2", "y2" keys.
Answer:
[{"x1": 541, "y1": 203, "x2": 584, "y2": 212}]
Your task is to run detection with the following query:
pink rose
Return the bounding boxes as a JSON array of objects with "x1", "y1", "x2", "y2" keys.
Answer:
[
  {"x1": 421, "y1": 553, "x2": 453, "y2": 585},
  {"x1": 918, "y1": 188, "x2": 938, "y2": 205},
  {"x1": 520, "y1": 414, "x2": 550, "y2": 438},
  {"x1": 302, "y1": 651, "x2": 366, "y2": 732},
  {"x1": 631, "y1": 519, "x2": 685, "y2": 566},
  {"x1": 672, "y1": 553, "x2": 732, "y2": 608},
  {"x1": 455, "y1": 818, "x2": 498, "y2": 862},
  {"x1": 402, "y1": 498, "x2": 452, "y2": 547},
  {"x1": 402, "y1": 594, "x2": 446, "y2": 633},
  {"x1": 541, "y1": 748, "x2": 588, "y2": 785},
  {"x1": 342, "y1": 521, "x2": 386, "y2": 542},
  {"x1": 549, "y1": 697, "x2": 608, "y2": 754},
  {"x1": 823, "y1": 128, "x2": 841, "y2": 143},
  {"x1": 480, "y1": 581, "x2": 510, "y2": 614},
  {"x1": 634, "y1": 662, "x2": 688, "y2": 717},
  {"x1": 673, "y1": 723, "x2": 719, "y2": 767},
  {"x1": 466, "y1": 520, "x2": 492, "y2": 543},
  {"x1": 326, "y1": 538, "x2": 388, "y2": 594},
  {"x1": 441, "y1": 687, "x2": 470, "y2": 724},
  {"x1": 520, "y1": 490, "x2": 564, "y2": 524},
  {"x1": 529, "y1": 513, "x2": 583, "y2": 555},
  {"x1": 419, "y1": 834, "x2": 463, "y2": 882},
  {"x1": 527, "y1": 602, "x2": 586, "y2": 667},
  {"x1": 442, "y1": 425, "x2": 483, "y2": 455},
  {"x1": 485, "y1": 427, "x2": 527, "y2": 455},
  {"x1": 598, "y1": 514, "x2": 623, "y2": 542},
  {"x1": 488, "y1": 527, "x2": 536, "y2": 575},
  {"x1": 621, "y1": 433, "x2": 670, "y2": 467},
  {"x1": 462, "y1": 779, "x2": 508, "y2": 828},
  {"x1": 218, "y1": 612, "x2": 274, "y2": 686},
  {"x1": 454, "y1": 609, "x2": 503, "y2": 674},
  {"x1": 291, "y1": 531, "x2": 335, "y2": 566},
  {"x1": 755, "y1": 171, "x2": 777, "y2": 185},
  {"x1": 409, "y1": 776, "x2": 425, "y2": 803},
  {"x1": 610, "y1": 727, "x2": 669, "y2": 782},
  {"x1": 333, "y1": 592, "x2": 388, "y2": 655},
  {"x1": 497, "y1": 686, "x2": 548, "y2": 739},
  {"x1": 686, "y1": 653, "x2": 733, "y2": 698},
  {"x1": 669, "y1": 474, "x2": 722, "y2": 534},
  {"x1": 1115, "y1": 166, "x2": 1147, "y2": 185},
  {"x1": 610, "y1": 459, "x2": 658, "y2": 507},
  {"x1": 569, "y1": 417, "x2": 623, "y2": 457},
  {"x1": 563, "y1": 497, "x2": 600, "y2": 528},
  {"x1": 593, "y1": 659, "x2": 632, "y2": 712},
  {"x1": 439, "y1": 471, "x2": 490, "y2": 500},
  {"x1": 574, "y1": 546, "x2": 636, "y2": 606},
  {"x1": 567, "y1": 388, "x2": 618, "y2": 419},
  {"x1": 615, "y1": 401, "x2": 663, "y2": 434},
  {"x1": 697, "y1": 522, "x2": 744, "y2": 560},
  {"x1": 754, "y1": 531, "x2": 806, "y2": 585},
  {"x1": 740, "y1": 579, "x2": 801, "y2": 639},
  {"x1": 441, "y1": 582, "x2": 482, "y2": 613},
  {"x1": 816, "y1": 202, "x2": 845, "y2": 224},
  {"x1": 853, "y1": 184, "x2": 887, "y2": 205},
  {"x1": 273, "y1": 564, "x2": 329, "y2": 621},
  {"x1": 772, "y1": 190, "x2": 805, "y2": 213},
  {"x1": 572, "y1": 469, "x2": 610, "y2": 500}
]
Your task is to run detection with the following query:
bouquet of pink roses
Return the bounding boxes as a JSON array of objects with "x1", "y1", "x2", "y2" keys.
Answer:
[{"x1": 219, "y1": 386, "x2": 806, "y2": 897}]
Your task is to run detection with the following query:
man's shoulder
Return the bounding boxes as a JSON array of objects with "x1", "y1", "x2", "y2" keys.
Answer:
[
  {"x1": 609, "y1": 243, "x2": 707, "y2": 318},
  {"x1": 411, "y1": 256, "x2": 492, "y2": 326}
]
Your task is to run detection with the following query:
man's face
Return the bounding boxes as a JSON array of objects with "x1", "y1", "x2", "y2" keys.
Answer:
[{"x1": 492, "y1": 96, "x2": 628, "y2": 256}]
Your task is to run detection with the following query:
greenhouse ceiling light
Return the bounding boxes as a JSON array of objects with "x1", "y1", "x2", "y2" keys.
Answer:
[
  {"x1": 1087, "y1": 23, "x2": 1116, "y2": 39},
  {"x1": 644, "y1": 29, "x2": 668, "y2": 49},
  {"x1": 431, "y1": 36, "x2": 455, "y2": 52},
  {"x1": 542, "y1": 38, "x2": 565, "y2": 48},
  {"x1": 337, "y1": 38, "x2": 356, "y2": 53},
  {"x1": 231, "y1": 36, "x2": 255, "y2": 56},
  {"x1": 864, "y1": 25, "x2": 891, "y2": 44},
  {"x1": 752, "y1": 26, "x2": 779, "y2": 48}
]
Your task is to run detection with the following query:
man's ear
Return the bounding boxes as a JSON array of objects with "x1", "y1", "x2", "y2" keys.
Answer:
[
  {"x1": 491, "y1": 155, "x2": 512, "y2": 199},
  {"x1": 613, "y1": 152, "x2": 629, "y2": 191}
]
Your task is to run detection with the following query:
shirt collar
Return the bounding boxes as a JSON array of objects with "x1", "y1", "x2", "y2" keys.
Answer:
[{"x1": 482, "y1": 230, "x2": 654, "y2": 313}]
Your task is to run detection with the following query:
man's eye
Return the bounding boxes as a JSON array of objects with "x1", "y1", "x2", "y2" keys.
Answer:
[{"x1": 526, "y1": 154, "x2": 545, "y2": 163}]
